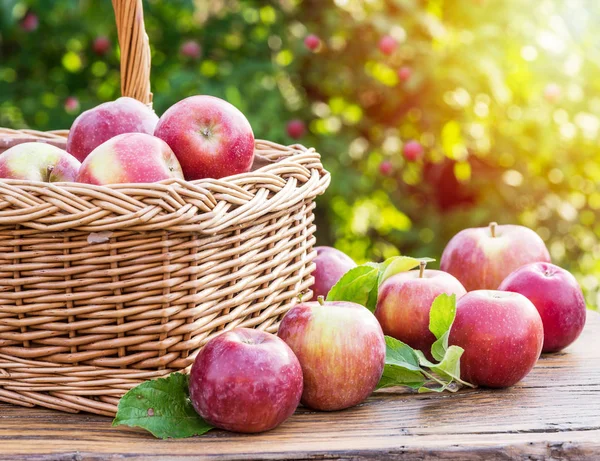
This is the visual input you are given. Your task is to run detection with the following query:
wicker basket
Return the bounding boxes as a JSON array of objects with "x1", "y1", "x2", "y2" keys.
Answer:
[{"x1": 0, "y1": 0, "x2": 329, "y2": 416}]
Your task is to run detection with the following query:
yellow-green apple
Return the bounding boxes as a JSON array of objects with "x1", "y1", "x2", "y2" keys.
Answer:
[
  {"x1": 449, "y1": 290, "x2": 543, "y2": 388},
  {"x1": 375, "y1": 262, "x2": 466, "y2": 358},
  {"x1": 0, "y1": 143, "x2": 80, "y2": 182},
  {"x1": 499, "y1": 262, "x2": 586, "y2": 353},
  {"x1": 277, "y1": 298, "x2": 385, "y2": 411},
  {"x1": 66, "y1": 97, "x2": 158, "y2": 162},
  {"x1": 309, "y1": 246, "x2": 356, "y2": 300},
  {"x1": 188, "y1": 328, "x2": 303, "y2": 433},
  {"x1": 76, "y1": 133, "x2": 183, "y2": 185},
  {"x1": 440, "y1": 222, "x2": 551, "y2": 291},
  {"x1": 154, "y1": 95, "x2": 255, "y2": 180}
]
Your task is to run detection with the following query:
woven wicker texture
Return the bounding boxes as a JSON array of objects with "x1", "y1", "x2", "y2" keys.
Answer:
[{"x1": 0, "y1": 1, "x2": 330, "y2": 416}]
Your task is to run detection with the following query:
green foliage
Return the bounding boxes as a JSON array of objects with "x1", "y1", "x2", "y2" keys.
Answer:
[
  {"x1": 1, "y1": 0, "x2": 598, "y2": 308},
  {"x1": 112, "y1": 373, "x2": 213, "y2": 439}
]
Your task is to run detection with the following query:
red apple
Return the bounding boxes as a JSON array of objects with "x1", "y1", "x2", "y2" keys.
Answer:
[
  {"x1": 378, "y1": 35, "x2": 397, "y2": 55},
  {"x1": 76, "y1": 133, "x2": 183, "y2": 185},
  {"x1": 93, "y1": 36, "x2": 111, "y2": 56},
  {"x1": 154, "y1": 95, "x2": 255, "y2": 180},
  {"x1": 0, "y1": 143, "x2": 80, "y2": 182},
  {"x1": 440, "y1": 222, "x2": 551, "y2": 292},
  {"x1": 278, "y1": 298, "x2": 385, "y2": 411},
  {"x1": 304, "y1": 34, "x2": 321, "y2": 51},
  {"x1": 287, "y1": 119, "x2": 306, "y2": 139},
  {"x1": 449, "y1": 290, "x2": 544, "y2": 388},
  {"x1": 20, "y1": 12, "x2": 38, "y2": 32},
  {"x1": 379, "y1": 160, "x2": 393, "y2": 176},
  {"x1": 375, "y1": 262, "x2": 467, "y2": 358},
  {"x1": 66, "y1": 97, "x2": 159, "y2": 162},
  {"x1": 398, "y1": 66, "x2": 412, "y2": 82},
  {"x1": 498, "y1": 262, "x2": 586, "y2": 353},
  {"x1": 403, "y1": 140, "x2": 424, "y2": 162},
  {"x1": 180, "y1": 40, "x2": 202, "y2": 59},
  {"x1": 189, "y1": 328, "x2": 303, "y2": 433},
  {"x1": 309, "y1": 246, "x2": 356, "y2": 300},
  {"x1": 64, "y1": 97, "x2": 80, "y2": 113}
]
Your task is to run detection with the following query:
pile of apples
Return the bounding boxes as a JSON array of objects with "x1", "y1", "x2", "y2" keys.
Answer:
[
  {"x1": 187, "y1": 222, "x2": 586, "y2": 434},
  {"x1": 0, "y1": 95, "x2": 255, "y2": 184}
]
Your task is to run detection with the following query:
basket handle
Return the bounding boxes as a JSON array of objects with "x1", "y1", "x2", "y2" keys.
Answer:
[{"x1": 112, "y1": 0, "x2": 153, "y2": 105}]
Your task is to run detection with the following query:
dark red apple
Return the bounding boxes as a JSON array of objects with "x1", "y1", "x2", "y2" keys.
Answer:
[
  {"x1": 189, "y1": 328, "x2": 303, "y2": 433},
  {"x1": 304, "y1": 34, "x2": 321, "y2": 51},
  {"x1": 20, "y1": 12, "x2": 38, "y2": 32},
  {"x1": 287, "y1": 119, "x2": 306, "y2": 139},
  {"x1": 309, "y1": 246, "x2": 356, "y2": 300},
  {"x1": 440, "y1": 222, "x2": 551, "y2": 291},
  {"x1": 375, "y1": 262, "x2": 467, "y2": 358},
  {"x1": 93, "y1": 36, "x2": 111, "y2": 56},
  {"x1": 378, "y1": 35, "x2": 397, "y2": 55},
  {"x1": 449, "y1": 290, "x2": 544, "y2": 388},
  {"x1": 66, "y1": 97, "x2": 159, "y2": 162},
  {"x1": 154, "y1": 95, "x2": 255, "y2": 180},
  {"x1": 278, "y1": 298, "x2": 385, "y2": 411},
  {"x1": 498, "y1": 262, "x2": 586, "y2": 353}
]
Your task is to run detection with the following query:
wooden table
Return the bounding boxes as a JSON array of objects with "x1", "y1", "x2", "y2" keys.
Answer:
[{"x1": 2, "y1": 312, "x2": 599, "y2": 460}]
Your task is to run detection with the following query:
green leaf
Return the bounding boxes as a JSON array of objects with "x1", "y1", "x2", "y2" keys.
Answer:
[
  {"x1": 326, "y1": 265, "x2": 379, "y2": 307},
  {"x1": 428, "y1": 294, "x2": 457, "y2": 361},
  {"x1": 376, "y1": 336, "x2": 426, "y2": 389},
  {"x1": 415, "y1": 347, "x2": 474, "y2": 388},
  {"x1": 378, "y1": 256, "x2": 436, "y2": 286},
  {"x1": 112, "y1": 373, "x2": 214, "y2": 439}
]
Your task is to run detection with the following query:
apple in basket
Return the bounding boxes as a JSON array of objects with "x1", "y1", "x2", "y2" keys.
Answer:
[
  {"x1": 76, "y1": 133, "x2": 184, "y2": 185},
  {"x1": 278, "y1": 297, "x2": 386, "y2": 411},
  {"x1": 154, "y1": 95, "x2": 255, "y2": 180},
  {"x1": 66, "y1": 96, "x2": 159, "y2": 162},
  {"x1": 0, "y1": 142, "x2": 80, "y2": 182},
  {"x1": 189, "y1": 328, "x2": 303, "y2": 433}
]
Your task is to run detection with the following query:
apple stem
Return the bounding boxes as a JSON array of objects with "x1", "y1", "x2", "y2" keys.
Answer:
[
  {"x1": 45, "y1": 165, "x2": 54, "y2": 182},
  {"x1": 419, "y1": 261, "x2": 426, "y2": 278},
  {"x1": 489, "y1": 221, "x2": 497, "y2": 238},
  {"x1": 317, "y1": 295, "x2": 325, "y2": 306}
]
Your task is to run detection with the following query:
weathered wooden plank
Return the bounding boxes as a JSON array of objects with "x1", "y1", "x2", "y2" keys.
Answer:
[{"x1": 1, "y1": 312, "x2": 599, "y2": 460}]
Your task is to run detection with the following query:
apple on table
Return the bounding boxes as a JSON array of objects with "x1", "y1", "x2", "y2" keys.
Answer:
[
  {"x1": 188, "y1": 328, "x2": 303, "y2": 434},
  {"x1": 499, "y1": 262, "x2": 586, "y2": 353},
  {"x1": 278, "y1": 297, "x2": 385, "y2": 411},
  {"x1": 441, "y1": 222, "x2": 551, "y2": 291}
]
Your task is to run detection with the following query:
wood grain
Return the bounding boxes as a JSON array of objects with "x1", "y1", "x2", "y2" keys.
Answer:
[{"x1": 1, "y1": 311, "x2": 599, "y2": 461}]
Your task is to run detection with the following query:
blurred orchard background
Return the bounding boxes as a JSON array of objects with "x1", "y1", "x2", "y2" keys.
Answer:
[{"x1": 0, "y1": 0, "x2": 599, "y2": 309}]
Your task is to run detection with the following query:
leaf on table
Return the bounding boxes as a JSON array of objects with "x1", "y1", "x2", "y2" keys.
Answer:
[
  {"x1": 112, "y1": 372, "x2": 214, "y2": 439},
  {"x1": 429, "y1": 293, "x2": 457, "y2": 361}
]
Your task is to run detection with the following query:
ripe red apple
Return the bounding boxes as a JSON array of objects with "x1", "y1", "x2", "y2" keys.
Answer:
[
  {"x1": 64, "y1": 97, "x2": 80, "y2": 113},
  {"x1": 379, "y1": 160, "x2": 393, "y2": 176},
  {"x1": 403, "y1": 140, "x2": 424, "y2": 162},
  {"x1": 20, "y1": 12, "x2": 38, "y2": 32},
  {"x1": 180, "y1": 40, "x2": 202, "y2": 59},
  {"x1": 440, "y1": 222, "x2": 551, "y2": 292},
  {"x1": 375, "y1": 262, "x2": 467, "y2": 358},
  {"x1": 449, "y1": 290, "x2": 543, "y2": 388},
  {"x1": 76, "y1": 133, "x2": 183, "y2": 185},
  {"x1": 66, "y1": 97, "x2": 159, "y2": 162},
  {"x1": 498, "y1": 262, "x2": 586, "y2": 353},
  {"x1": 278, "y1": 298, "x2": 385, "y2": 411},
  {"x1": 378, "y1": 35, "x2": 397, "y2": 55},
  {"x1": 287, "y1": 119, "x2": 306, "y2": 139},
  {"x1": 154, "y1": 95, "x2": 255, "y2": 180},
  {"x1": 304, "y1": 34, "x2": 321, "y2": 51},
  {"x1": 398, "y1": 66, "x2": 412, "y2": 82},
  {"x1": 309, "y1": 246, "x2": 356, "y2": 300},
  {"x1": 189, "y1": 328, "x2": 303, "y2": 433},
  {"x1": 93, "y1": 36, "x2": 111, "y2": 56},
  {"x1": 0, "y1": 143, "x2": 80, "y2": 182}
]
